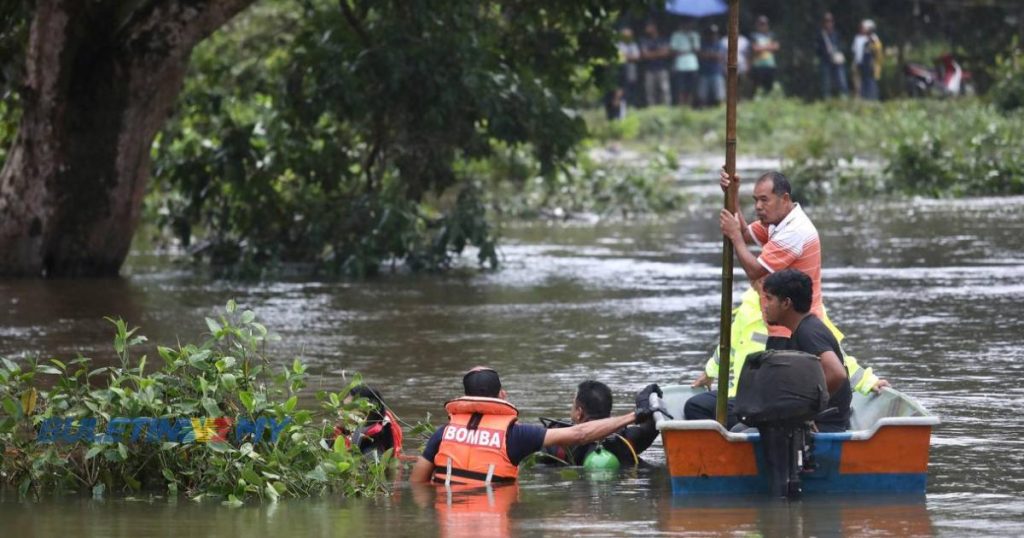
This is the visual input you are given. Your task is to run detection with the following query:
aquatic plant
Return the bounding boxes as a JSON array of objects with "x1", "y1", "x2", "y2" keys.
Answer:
[
  {"x1": 465, "y1": 142, "x2": 685, "y2": 221},
  {"x1": 0, "y1": 301, "x2": 392, "y2": 503}
]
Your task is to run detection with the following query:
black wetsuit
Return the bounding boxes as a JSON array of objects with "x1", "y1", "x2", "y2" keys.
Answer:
[{"x1": 538, "y1": 419, "x2": 659, "y2": 467}]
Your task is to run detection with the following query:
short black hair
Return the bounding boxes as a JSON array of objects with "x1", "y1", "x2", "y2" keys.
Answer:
[
  {"x1": 756, "y1": 171, "x2": 792, "y2": 197},
  {"x1": 463, "y1": 367, "x2": 502, "y2": 397},
  {"x1": 763, "y1": 269, "x2": 813, "y2": 314},
  {"x1": 575, "y1": 380, "x2": 613, "y2": 420},
  {"x1": 350, "y1": 384, "x2": 386, "y2": 422}
]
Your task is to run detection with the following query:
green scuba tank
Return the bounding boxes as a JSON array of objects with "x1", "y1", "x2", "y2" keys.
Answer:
[{"x1": 582, "y1": 446, "x2": 620, "y2": 472}]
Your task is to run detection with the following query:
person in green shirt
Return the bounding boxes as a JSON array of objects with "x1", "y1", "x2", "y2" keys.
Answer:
[
  {"x1": 750, "y1": 15, "x2": 779, "y2": 96},
  {"x1": 670, "y1": 19, "x2": 700, "y2": 107}
]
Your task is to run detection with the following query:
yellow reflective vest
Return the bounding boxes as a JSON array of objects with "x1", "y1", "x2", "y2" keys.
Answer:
[{"x1": 704, "y1": 287, "x2": 881, "y2": 397}]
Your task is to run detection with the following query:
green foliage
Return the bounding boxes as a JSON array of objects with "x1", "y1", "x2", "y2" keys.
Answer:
[
  {"x1": 0, "y1": 301, "x2": 393, "y2": 501},
  {"x1": 0, "y1": 92, "x2": 18, "y2": 168},
  {"x1": 462, "y1": 143, "x2": 684, "y2": 220},
  {"x1": 590, "y1": 96, "x2": 1024, "y2": 199},
  {"x1": 990, "y1": 37, "x2": 1024, "y2": 114},
  {"x1": 0, "y1": 0, "x2": 28, "y2": 170},
  {"x1": 152, "y1": 0, "x2": 637, "y2": 276},
  {"x1": 0, "y1": 0, "x2": 29, "y2": 98}
]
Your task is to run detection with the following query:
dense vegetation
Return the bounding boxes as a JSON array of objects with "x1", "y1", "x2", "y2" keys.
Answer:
[
  {"x1": 117, "y1": 1, "x2": 1024, "y2": 274},
  {"x1": 0, "y1": 1, "x2": 1021, "y2": 277},
  {"x1": 0, "y1": 303, "x2": 394, "y2": 502},
  {"x1": 588, "y1": 95, "x2": 1024, "y2": 199},
  {"x1": 148, "y1": 0, "x2": 651, "y2": 276},
  {"x1": 990, "y1": 37, "x2": 1024, "y2": 114}
]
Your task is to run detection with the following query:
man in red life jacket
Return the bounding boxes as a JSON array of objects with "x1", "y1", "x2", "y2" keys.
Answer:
[{"x1": 410, "y1": 367, "x2": 661, "y2": 486}]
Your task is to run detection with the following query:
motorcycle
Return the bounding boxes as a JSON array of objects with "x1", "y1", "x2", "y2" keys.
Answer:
[{"x1": 904, "y1": 53, "x2": 974, "y2": 97}]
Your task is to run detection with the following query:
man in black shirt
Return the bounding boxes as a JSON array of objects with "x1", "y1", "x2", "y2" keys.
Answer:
[
  {"x1": 539, "y1": 381, "x2": 661, "y2": 467},
  {"x1": 762, "y1": 269, "x2": 852, "y2": 432}
]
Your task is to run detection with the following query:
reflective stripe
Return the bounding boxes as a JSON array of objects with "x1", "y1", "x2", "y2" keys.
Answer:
[
  {"x1": 445, "y1": 458, "x2": 453, "y2": 488},
  {"x1": 436, "y1": 467, "x2": 516, "y2": 485},
  {"x1": 850, "y1": 368, "x2": 864, "y2": 387},
  {"x1": 751, "y1": 332, "x2": 768, "y2": 344},
  {"x1": 485, "y1": 464, "x2": 495, "y2": 485}
]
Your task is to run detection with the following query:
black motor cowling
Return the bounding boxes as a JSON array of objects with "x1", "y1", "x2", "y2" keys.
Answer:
[
  {"x1": 734, "y1": 350, "x2": 828, "y2": 427},
  {"x1": 734, "y1": 350, "x2": 828, "y2": 499}
]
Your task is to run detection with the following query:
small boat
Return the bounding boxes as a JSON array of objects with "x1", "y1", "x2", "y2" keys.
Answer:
[{"x1": 655, "y1": 385, "x2": 939, "y2": 495}]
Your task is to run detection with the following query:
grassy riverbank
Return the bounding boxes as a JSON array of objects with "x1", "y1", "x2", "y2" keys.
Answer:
[{"x1": 586, "y1": 96, "x2": 1024, "y2": 199}]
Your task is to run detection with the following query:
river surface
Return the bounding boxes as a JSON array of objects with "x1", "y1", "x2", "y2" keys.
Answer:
[{"x1": 2, "y1": 168, "x2": 1023, "y2": 536}]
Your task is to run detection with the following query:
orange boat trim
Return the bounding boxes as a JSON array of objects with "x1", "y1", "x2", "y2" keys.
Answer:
[
  {"x1": 663, "y1": 430, "x2": 759, "y2": 477},
  {"x1": 839, "y1": 425, "x2": 932, "y2": 474}
]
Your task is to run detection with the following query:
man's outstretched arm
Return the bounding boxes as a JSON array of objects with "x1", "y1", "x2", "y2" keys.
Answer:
[{"x1": 541, "y1": 413, "x2": 636, "y2": 448}]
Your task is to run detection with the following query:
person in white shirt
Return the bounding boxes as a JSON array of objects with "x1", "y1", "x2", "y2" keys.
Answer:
[{"x1": 718, "y1": 32, "x2": 751, "y2": 99}]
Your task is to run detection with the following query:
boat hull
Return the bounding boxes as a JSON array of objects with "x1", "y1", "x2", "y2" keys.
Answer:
[{"x1": 657, "y1": 386, "x2": 938, "y2": 495}]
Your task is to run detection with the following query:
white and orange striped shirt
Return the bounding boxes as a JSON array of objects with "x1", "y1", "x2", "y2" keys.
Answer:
[{"x1": 748, "y1": 204, "x2": 823, "y2": 338}]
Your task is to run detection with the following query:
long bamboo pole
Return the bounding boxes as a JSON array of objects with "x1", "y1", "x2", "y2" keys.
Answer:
[{"x1": 716, "y1": 0, "x2": 741, "y2": 427}]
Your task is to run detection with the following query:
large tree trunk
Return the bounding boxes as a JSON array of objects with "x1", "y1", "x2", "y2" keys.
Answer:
[{"x1": 0, "y1": 0, "x2": 253, "y2": 277}]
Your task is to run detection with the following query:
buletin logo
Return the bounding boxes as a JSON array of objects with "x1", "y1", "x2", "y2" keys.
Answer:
[{"x1": 442, "y1": 425, "x2": 503, "y2": 448}]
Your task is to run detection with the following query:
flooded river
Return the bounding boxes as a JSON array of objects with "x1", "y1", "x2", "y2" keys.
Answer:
[{"x1": 2, "y1": 169, "x2": 1023, "y2": 536}]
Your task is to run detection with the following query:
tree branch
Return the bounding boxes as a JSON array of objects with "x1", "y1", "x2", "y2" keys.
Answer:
[
  {"x1": 117, "y1": 0, "x2": 257, "y2": 56},
  {"x1": 337, "y1": 0, "x2": 371, "y2": 48}
]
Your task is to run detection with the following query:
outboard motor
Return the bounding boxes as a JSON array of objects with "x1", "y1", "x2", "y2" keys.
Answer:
[{"x1": 734, "y1": 350, "x2": 829, "y2": 499}]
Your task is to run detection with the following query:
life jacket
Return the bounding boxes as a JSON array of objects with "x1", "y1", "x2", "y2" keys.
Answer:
[
  {"x1": 333, "y1": 409, "x2": 404, "y2": 459},
  {"x1": 432, "y1": 396, "x2": 519, "y2": 486}
]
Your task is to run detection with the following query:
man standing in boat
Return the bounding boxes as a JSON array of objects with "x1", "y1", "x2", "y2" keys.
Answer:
[
  {"x1": 686, "y1": 170, "x2": 885, "y2": 422},
  {"x1": 409, "y1": 367, "x2": 658, "y2": 486}
]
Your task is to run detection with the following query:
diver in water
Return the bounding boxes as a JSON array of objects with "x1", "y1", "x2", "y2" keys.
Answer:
[
  {"x1": 538, "y1": 381, "x2": 662, "y2": 470},
  {"x1": 409, "y1": 367, "x2": 654, "y2": 485},
  {"x1": 335, "y1": 384, "x2": 405, "y2": 460}
]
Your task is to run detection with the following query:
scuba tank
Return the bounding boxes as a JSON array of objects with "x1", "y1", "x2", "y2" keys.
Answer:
[{"x1": 583, "y1": 446, "x2": 620, "y2": 472}]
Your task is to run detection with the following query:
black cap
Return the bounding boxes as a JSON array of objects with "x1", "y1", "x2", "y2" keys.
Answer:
[{"x1": 463, "y1": 367, "x2": 502, "y2": 397}]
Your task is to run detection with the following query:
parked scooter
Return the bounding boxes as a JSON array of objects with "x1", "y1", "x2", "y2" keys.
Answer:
[{"x1": 904, "y1": 53, "x2": 974, "y2": 97}]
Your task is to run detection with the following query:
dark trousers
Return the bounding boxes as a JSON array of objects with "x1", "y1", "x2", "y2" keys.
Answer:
[
  {"x1": 683, "y1": 391, "x2": 740, "y2": 430},
  {"x1": 821, "y1": 62, "x2": 848, "y2": 98},
  {"x1": 859, "y1": 64, "x2": 879, "y2": 100},
  {"x1": 752, "y1": 66, "x2": 775, "y2": 95}
]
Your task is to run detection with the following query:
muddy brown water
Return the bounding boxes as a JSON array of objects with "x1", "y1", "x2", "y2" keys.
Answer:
[{"x1": 2, "y1": 172, "x2": 1023, "y2": 536}]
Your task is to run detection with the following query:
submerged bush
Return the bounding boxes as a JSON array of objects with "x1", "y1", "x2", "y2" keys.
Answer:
[
  {"x1": 468, "y1": 144, "x2": 685, "y2": 220},
  {"x1": 0, "y1": 302, "x2": 392, "y2": 502}
]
